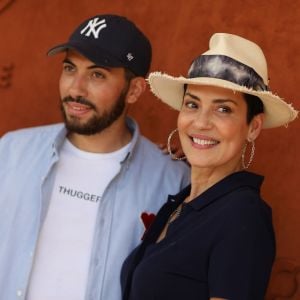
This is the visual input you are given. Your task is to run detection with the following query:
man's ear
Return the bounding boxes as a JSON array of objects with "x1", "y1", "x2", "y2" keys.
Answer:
[
  {"x1": 247, "y1": 113, "x2": 264, "y2": 141},
  {"x1": 126, "y1": 77, "x2": 147, "y2": 104}
]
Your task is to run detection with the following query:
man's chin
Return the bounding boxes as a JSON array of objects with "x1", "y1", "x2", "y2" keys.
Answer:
[
  {"x1": 64, "y1": 119, "x2": 90, "y2": 134},
  {"x1": 64, "y1": 117, "x2": 109, "y2": 135}
]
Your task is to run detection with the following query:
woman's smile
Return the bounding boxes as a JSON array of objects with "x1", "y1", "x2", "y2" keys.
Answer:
[{"x1": 190, "y1": 134, "x2": 220, "y2": 149}]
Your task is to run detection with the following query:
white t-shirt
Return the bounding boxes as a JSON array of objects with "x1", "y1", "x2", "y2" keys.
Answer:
[{"x1": 26, "y1": 139, "x2": 130, "y2": 300}]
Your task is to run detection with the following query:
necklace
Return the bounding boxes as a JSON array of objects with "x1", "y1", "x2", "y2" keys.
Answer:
[
  {"x1": 156, "y1": 203, "x2": 185, "y2": 243},
  {"x1": 167, "y1": 204, "x2": 183, "y2": 225}
]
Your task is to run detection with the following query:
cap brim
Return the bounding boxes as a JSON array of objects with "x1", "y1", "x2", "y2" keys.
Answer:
[
  {"x1": 47, "y1": 41, "x2": 125, "y2": 68},
  {"x1": 148, "y1": 72, "x2": 298, "y2": 128}
]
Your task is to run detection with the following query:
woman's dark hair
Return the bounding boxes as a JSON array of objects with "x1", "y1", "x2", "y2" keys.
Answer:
[{"x1": 243, "y1": 93, "x2": 264, "y2": 124}]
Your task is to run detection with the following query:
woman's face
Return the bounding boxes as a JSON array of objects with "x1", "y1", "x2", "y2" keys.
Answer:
[{"x1": 177, "y1": 84, "x2": 263, "y2": 171}]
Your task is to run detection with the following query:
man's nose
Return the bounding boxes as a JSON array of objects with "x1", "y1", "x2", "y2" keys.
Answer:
[{"x1": 68, "y1": 75, "x2": 88, "y2": 99}]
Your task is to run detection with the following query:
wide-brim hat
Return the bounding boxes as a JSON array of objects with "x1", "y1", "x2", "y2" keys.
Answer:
[{"x1": 148, "y1": 33, "x2": 298, "y2": 128}]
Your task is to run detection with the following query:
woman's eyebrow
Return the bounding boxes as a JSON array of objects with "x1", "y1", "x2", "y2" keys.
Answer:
[
  {"x1": 184, "y1": 92, "x2": 238, "y2": 106},
  {"x1": 184, "y1": 92, "x2": 200, "y2": 101},
  {"x1": 213, "y1": 99, "x2": 238, "y2": 106}
]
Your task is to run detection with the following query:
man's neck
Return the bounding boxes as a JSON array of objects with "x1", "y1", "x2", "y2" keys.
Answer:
[{"x1": 67, "y1": 119, "x2": 132, "y2": 153}]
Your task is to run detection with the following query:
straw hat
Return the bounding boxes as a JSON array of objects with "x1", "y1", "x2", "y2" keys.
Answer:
[{"x1": 148, "y1": 33, "x2": 298, "y2": 128}]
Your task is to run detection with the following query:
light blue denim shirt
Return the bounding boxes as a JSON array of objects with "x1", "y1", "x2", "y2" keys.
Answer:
[{"x1": 0, "y1": 117, "x2": 190, "y2": 300}]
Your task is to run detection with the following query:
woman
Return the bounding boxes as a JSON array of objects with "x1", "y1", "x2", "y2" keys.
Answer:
[{"x1": 121, "y1": 33, "x2": 298, "y2": 300}]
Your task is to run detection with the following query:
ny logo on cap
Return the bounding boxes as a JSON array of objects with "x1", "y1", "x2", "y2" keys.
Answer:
[{"x1": 80, "y1": 17, "x2": 107, "y2": 39}]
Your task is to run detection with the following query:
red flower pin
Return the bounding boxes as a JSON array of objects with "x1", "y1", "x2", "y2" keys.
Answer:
[{"x1": 140, "y1": 212, "x2": 156, "y2": 240}]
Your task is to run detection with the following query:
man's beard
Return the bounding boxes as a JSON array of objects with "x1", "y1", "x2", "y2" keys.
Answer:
[{"x1": 60, "y1": 91, "x2": 127, "y2": 136}]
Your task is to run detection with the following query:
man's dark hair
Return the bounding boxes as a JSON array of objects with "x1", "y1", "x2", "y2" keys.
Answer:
[{"x1": 124, "y1": 68, "x2": 137, "y2": 83}]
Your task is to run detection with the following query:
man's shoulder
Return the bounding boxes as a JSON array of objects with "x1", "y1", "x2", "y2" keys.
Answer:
[
  {"x1": 0, "y1": 124, "x2": 66, "y2": 154},
  {"x1": 133, "y1": 135, "x2": 190, "y2": 188},
  {"x1": 137, "y1": 135, "x2": 189, "y2": 170},
  {"x1": 137, "y1": 135, "x2": 171, "y2": 158},
  {"x1": 1, "y1": 123, "x2": 64, "y2": 142}
]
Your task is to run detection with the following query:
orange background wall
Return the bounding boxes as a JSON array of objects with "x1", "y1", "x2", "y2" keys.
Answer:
[{"x1": 1, "y1": 0, "x2": 299, "y2": 298}]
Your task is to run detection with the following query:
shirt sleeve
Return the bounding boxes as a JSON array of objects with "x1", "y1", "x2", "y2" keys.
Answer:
[{"x1": 208, "y1": 198, "x2": 275, "y2": 300}]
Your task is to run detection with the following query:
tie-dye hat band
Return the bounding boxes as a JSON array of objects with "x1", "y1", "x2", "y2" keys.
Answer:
[{"x1": 188, "y1": 55, "x2": 268, "y2": 92}]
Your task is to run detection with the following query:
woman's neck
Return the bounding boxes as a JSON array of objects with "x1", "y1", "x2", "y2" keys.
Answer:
[{"x1": 187, "y1": 163, "x2": 242, "y2": 202}]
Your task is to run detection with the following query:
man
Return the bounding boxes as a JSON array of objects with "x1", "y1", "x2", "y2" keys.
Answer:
[{"x1": 0, "y1": 15, "x2": 189, "y2": 300}]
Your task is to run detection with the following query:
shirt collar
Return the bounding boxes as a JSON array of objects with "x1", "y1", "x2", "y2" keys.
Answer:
[
  {"x1": 50, "y1": 117, "x2": 140, "y2": 162},
  {"x1": 168, "y1": 171, "x2": 264, "y2": 211},
  {"x1": 121, "y1": 117, "x2": 140, "y2": 164}
]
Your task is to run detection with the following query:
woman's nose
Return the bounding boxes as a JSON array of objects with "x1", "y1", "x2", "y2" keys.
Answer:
[{"x1": 193, "y1": 110, "x2": 213, "y2": 129}]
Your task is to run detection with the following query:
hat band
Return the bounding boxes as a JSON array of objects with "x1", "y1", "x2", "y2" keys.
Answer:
[{"x1": 188, "y1": 55, "x2": 268, "y2": 91}]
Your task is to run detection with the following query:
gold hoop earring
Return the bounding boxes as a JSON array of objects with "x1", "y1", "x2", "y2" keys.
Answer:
[
  {"x1": 242, "y1": 140, "x2": 255, "y2": 169},
  {"x1": 167, "y1": 129, "x2": 186, "y2": 161}
]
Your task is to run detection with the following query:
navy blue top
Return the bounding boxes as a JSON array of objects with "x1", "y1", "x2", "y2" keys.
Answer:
[{"x1": 121, "y1": 171, "x2": 275, "y2": 300}]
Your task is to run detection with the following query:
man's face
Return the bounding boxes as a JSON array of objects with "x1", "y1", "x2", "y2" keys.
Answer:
[{"x1": 59, "y1": 50, "x2": 130, "y2": 135}]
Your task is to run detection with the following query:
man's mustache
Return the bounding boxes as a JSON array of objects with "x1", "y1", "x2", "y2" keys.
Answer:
[{"x1": 62, "y1": 96, "x2": 96, "y2": 110}]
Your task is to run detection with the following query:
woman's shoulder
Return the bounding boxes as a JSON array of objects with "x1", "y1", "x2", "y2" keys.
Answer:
[{"x1": 215, "y1": 185, "x2": 274, "y2": 239}]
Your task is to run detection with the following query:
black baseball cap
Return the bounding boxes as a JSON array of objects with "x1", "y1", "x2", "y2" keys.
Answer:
[{"x1": 47, "y1": 14, "x2": 152, "y2": 77}]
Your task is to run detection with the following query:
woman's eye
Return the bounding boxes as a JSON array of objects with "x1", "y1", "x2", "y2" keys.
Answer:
[
  {"x1": 184, "y1": 101, "x2": 198, "y2": 109},
  {"x1": 217, "y1": 106, "x2": 232, "y2": 113}
]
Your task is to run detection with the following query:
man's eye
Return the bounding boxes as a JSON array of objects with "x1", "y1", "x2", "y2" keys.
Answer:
[
  {"x1": 63, "y1": 64, "x2": 74, "y2": 72},
  {"x1": 92, "y1": 71, "x2": 105, "y2": 79}
]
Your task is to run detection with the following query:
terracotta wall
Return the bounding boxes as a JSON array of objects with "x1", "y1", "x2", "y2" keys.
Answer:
[{"x1": 1, "y1": 0, "x2": 299, "y2": 298}]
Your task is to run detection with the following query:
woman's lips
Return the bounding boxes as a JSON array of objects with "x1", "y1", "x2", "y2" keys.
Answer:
[{"x1": 191, "y1": 135, "x2": 220, "y2": 149}]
